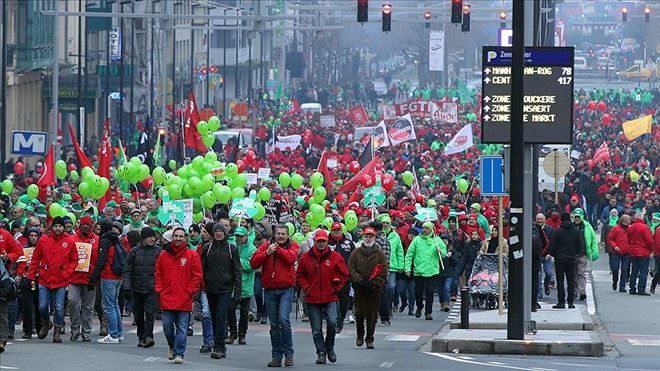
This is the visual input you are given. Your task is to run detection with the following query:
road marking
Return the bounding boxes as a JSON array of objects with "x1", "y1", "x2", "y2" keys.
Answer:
[
  {"x1": 586, "y1": 271, "x2": 595, "y2": 315},
  {"x1": 489, "y1": 362, "x2": 509, "y2": 365},
  {"x1": 379, "y1": 362, "x2": 394, "y2": 368},
  {"x1": 628, "y1": 339, "x2": 660, "y2": 346},
  {"x1": 385, "y1": 335, "x2": 420, "y2": 341},
  {"x1": 143, "y1": 357, "x2": 160, "y2": 362},
  {"x1": 550, "y1": 362, "x2": 602, "y2": 368},
  {"x1": 423, "y1": 352, "x2": 548, "y2": 371},
  {"x1": 0, "y1": 367, "x2": 20, "y2": 370},
  {"x1": 457, "y1": 356, "x2": 475, "y2": 360}
]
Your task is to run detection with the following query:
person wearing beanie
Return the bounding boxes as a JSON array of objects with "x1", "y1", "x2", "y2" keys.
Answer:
[
  {"x1": 404, "y1": 221, "x2": 447, "y2": 320},
  {"x1": 547, "y1": 212, "x2": 583, "y2": 309},
  {"x1": 26, "y1": 215, "x2": 78, "y2": 343},
  {"x1": 67, "y1": 215, "x2": 99, "y2": 342},
  {"x1": 194, "y1": 222, "x2": 216, "y2": 354},
  {"x1": 379, "y1": 215, "x2": 405, "y2": 316},
  {"x1": 327, "y1": 222, "x2": 355, "y2": 332},
  {"x1": 17, "y1": 227, "x2": 42, "y2": 340},
  {"x1": 123, "y1": 226, "x2": 161, "y2": 348},
  {"x1": 62, "y1": 216, "x2": 74, "y2": 235},
  {"x1": 571, "y1": 208, "x2": 599, "y2": 301},
  {"x1": 469, "y1": 203, "x2": 491, "y2": 239},
  {"x1": 368, "y1": 220, "x2": 393, "y2": 327},
  {"x1": 226, "y1": 226, "x2": 256, "y2": 347},
  {"x1": 123, "y1": 209, "x2": 145, "y2": 236},
  {"x1": 188, "y1": 224, "x2": 202, "y2": 250},
  {"x1": 199, "y1": 223, "x2": 241, "y2": 359},
  {"x1": 155, "y1": 227, "x2": 203, "y2": 364}
]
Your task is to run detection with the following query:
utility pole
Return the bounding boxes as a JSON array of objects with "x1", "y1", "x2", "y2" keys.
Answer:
[
  {"x1": 77, "y1": 0, "x2": 83, "y2": 145},
  {"x1": 119, "y1": 3, "x2": 124, "y2": 144},
  {"x1": 52, "y1": 2, "x2": 61, "y2": 159},
  {"x1": 130, "y1": 1, "x2": 135, "y2": 140},
  {"x1": 0, "y1": 0, "x2": 6, "y2": 178}
]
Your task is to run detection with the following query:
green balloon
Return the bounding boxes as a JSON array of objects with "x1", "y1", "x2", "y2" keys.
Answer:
[
  {"x1": 208, "y1": 116, "x2": 221, "y2": 131},
  {"x1": 192, "y1": 156, "x2": 205, "y2": 171},
  {"x1": 78, "y1": 182, "x2": 91, "y2": 198},
  {"x1": 202, "y1": 132, "x2": 215, "y2": 148},
  {"x1": 81, "y1": 167, "x2": 94, "y2": 179},
  {"x1": 311, "y1": 204, "x2": 325, "y2": 221},
  {"x1": 310, "y1": 172, "x2": 324, "y2": 188},
  {"x1": 138, "y1": 164, "x2": 150, "y2": 181},
  {"x1": 217, "y1": 185, "x2": 232, "y2": 204},
  {"x1": 231, "y1": 187, "x2": 245, "y2": 199},
  {"x1": 305, "y1": 212, "x2": 317, "y2": 227},
  {"x1": 291, "y1": 173, "x2": 304, "y2": 190},
  {"x1": 402, "y1": 171, "x2": 414, "y2": 186},
  {"x1": 55, "y1": 160, "x2": 67, "y2": 180},
  {"x1": 202, "y1": 191, "x2": 216, "y2": 209},
  {"x1": 130, "y1": 156, "x2": 142, "y2": 167},
  {"x1": 193, "y1": 212, "x2": 204, "y2": 224},
  {"x1": 345, "y1": 213, "x2": 358, "y2": 231},
  {"x1": 278, "y1": 172, "x2": 291, "y2": 187},
  {"x1": 99, "y1": 177, "x2": 110, "y2": 194},
  {"x1": 192, "y1": 198, "x2": 202, "y2": 214},
  {"x1": 69, "y1": 170, "x2": 80, "y2": 181},
  {"x1": 66, "y1": 212, "x2": 77, "y2": 225},
  {"x1": 167, "y1": 184, "x2": 182, "y2": 199},
  {"x1": 49, "y1": 203, "x2": 63, "y2": 218},
  {"x1": 152, "y1": 167, "x2": 166, "y2": 185},
  {"x1": 164, "y1": 173, "x2": 175, "y2": 186},
  {"x1": 322, "y1": 217, "x2": 334, "y2": 230},
  {"x1": 188, "y1": 177, "x2": 202, "y2": 195},
  {"x1": 201, "y1": 174, "x2": 215, "y2": 192},
  {"x1": 205, "y1": 151, "x2": 218, "y2": 163},
  {"x1": 258, "y1": 187, "x2": 271, "y2": 202},
  {"x1": 292, "y1": 232, "x2": 305, "y2": 244},
  {"x1": 234, "y1": 174, "x2": 247, "y2": 188},
  {"x1": 1, "y1": 180, "x2": 11, "y2": 194},
  {"x1": 27, "y1": 184, "x2": 39, "y2": 200},
  {"x1": 226, "y1": 163, "x2": 238, "y2": 178},
  {"x1": 255, "y1": 203, "x2": 265, "y2": 221},
  {"x1": 457, "y1": 178, "x2": 469, "y2": 193},
  {"x1": 125, "y1": 162, "x2": 138, "y2": 182},
  {"x1": 313, "y1": 186, "x2": 326, "y2": 202},
  {"x1": 286, "y1": 222, "x2": 295, "y2": 236},
  {"x1": 197, "y1": 120, "x2": 209, "y2": 135},
  {"x1": 168, "y1": 159, "x2": 177, "y2": 171}
]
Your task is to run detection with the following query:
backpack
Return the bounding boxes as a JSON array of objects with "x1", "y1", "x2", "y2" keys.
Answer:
[
  {"x1": 0, "y1": 263, "x2": 17, "y2": 301},
  {"x1": 110, "y1": 240, "x2": 127, "y2": 276}
]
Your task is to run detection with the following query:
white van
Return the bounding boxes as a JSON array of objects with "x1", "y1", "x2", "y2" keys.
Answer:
[
  {"x1": 300, "y1": 103, "x2": 322, "y2": 115},
  {"x1": 213, "y1": 128, "x2": 253, "y2": 149},
  {"x1": 574, "y1": 57, "x2": 588, "y2": 70}
]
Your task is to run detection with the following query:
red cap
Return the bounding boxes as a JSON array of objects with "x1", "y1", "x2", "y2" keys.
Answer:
[
  {"x1": 570, "y1": 195, "x2": 579, "y2": 201},
  {"x1": 79, "y1": 215, "x2": 93, "y2": 226},
  {"x1": 331, "y1": 222, "x2": 342, "y2": 230},
  {"x1": 363, "y1": 228, "x2": 376, "y2": 235},
  {"x1": 315, "y1": 230, "x2": 329, "y2": 241}
]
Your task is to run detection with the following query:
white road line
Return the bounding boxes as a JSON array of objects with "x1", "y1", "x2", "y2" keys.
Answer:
[
  {"x1": 0, "y1": 367, "x2": 20, "y2": 370},
  {"x1": 586, "y1": 271, "x2": 596, "y2": 315},
  {"x1": 628, "y1": 339, "x2": 660, "y2": 346},
  {"x1": 143, "y1": 357, "x2": 160, "y2": 362},
  {"x1": 379, "y1": 362, "x2": 394, "y2": 368},
  {"x1": 13, "y1": 338, "x2": 27, "y2": 342},
  {"x1": 384, "y1": 335, "x2": 420, "y2": 342},
  {"x1": 550, "y1": 362, "x2": 602, "y2": 368},
  {"x1": 489, "y1": 362, "x2": 509, "y2": 365},
  {"x1": 457, "y1": 356, "x2": 475, "y2": 360},
  {"x1": 423, "y1": 352, "x2": 548, "y2": 371}
]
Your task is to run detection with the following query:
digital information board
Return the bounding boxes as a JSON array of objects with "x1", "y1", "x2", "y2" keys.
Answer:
[{"x1": 481, "y1": 47, "x2": 575, "y2": 144}]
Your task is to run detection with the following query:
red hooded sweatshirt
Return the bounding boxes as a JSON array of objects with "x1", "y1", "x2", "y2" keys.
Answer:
[
  {"x1": 297, "y1": 246, "x2": 349, "y2": 304},
  {"x1": 27, "y1": 231, "x2": 78, "y2": 289},
  {"x1": 155, "y1": 240, "x2": 203, "y2": 312},
  {"x1": 0, "y1": 228, "x2": 25, "y2": 275},
  {"x1": 251, "y1": 238, "x2": 299, "y2": 289}
]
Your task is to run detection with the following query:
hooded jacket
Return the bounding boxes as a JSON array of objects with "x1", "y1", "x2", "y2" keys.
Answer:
[
  {"x1": 627, "y1": 219, "x2": 654, "y2": 258},
  {"x1": 1, "y1": 227, "x2": 25, "y2": 276},
  {"x1": 27, "y1": 230, "x2": 78, "y2": 289},
  {"x1": 297, "y1": 245, "x2": 349, "y2": 304},
  {"x1": 574, "y1": 219, "x2": 599, "y2": 261},
  {"x1": 548, "y1": 221, "x2": 583, "y2": 260},
  {"x1": 653, "y1": 225, "x2": 660, "y2": 257},
  {"x1": 385, "y1": 228, "x2": 404, "y2": 272},
  {"x1": 89, "y1": 220, "x2": 123, "y2": 283},
  {"x1": 68, "y1": 229, "x2": 99, "y2": 285},
  {"x1": 250, "y1": 237, "x2": 299, "y2": 289},
  {"x1": 123, "y1": 241, "x2": 161, "y2": 294},
  {"x1": 404, "y1": 233, "x2": 447, "y2": 277},
  {"x1": 237, "y1": 239, "x2": 257, "y2": 298},
  {"x1": 200, "y1": 224, "x2": 242, "y2": 297},
  {"x1": 328, "y1": 233, "x2": 355, "y2": 264},
  {"x1": 606, "y1": 222, "x2": 630, "y2": 256},
  {"x1": 155, "y1": 238, "x2": 203, "y2": 311}
]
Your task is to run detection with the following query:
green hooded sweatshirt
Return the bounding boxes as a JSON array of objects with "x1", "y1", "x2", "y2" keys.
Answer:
[
  {"x1": 385, "y1": 228, "x2": 404, "y2": 272},
  {"x1": 237, "y1": 241, "x2": 257, "y2": 298},
  {"x1": 404, "y1": 233, "x2": 447, "y2": 277},
  {"x1": 574, "y1": 208, "x2": 599, "y2": 261}
]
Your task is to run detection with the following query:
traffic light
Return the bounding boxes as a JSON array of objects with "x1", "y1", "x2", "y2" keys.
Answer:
[
  {"x1": 499, "y1": 11, "x2": 507, "y2": 28},
  {"x1": 451, "y1": 0, "x2": 462, "y2": 23},
  {"x1": 645, "y1": 6, "x2": 651, "y2": 23},
  {"x1": 424, "y1": 10, "x2": 431, "y2": 28},
  {"x1": 461, "y1": 4, "x2": 471, "y2": 32},
  {"x1": 382, "y1": 3, "x2": 391, "y2": 32},
  {"x1": 357, "y1": 0, "x2": 368, "y2": 23},
  {"x1": 621, "y1": 6, "x2": 628, "y2": 22}
]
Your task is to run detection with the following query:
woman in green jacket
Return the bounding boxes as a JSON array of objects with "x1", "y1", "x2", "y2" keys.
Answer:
[{"x1": 404, "y1": 222, "x2": 447, "y2": 320}]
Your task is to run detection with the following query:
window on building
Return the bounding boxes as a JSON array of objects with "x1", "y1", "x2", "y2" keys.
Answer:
[{"x1": 17, "y1": 2, "x2": 28, "y2": 44}]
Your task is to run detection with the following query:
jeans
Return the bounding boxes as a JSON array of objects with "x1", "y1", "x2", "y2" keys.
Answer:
[
  {"x1": 397, "y1": 274, "x2": 415, "y2": 311},
  {"x1": 7, "y1": 298, "x2": 17, "y2": 337},
  {"x1": 38, "y1": 285, "x2": 66, "y2": 326},
  {"x1": 254, "y1": 273, "x2": 267, "y2": 318},
  {"x1": 609, "y1": 253, "x2": 630, "y2": 290},
  {"x1": 199, "y1": 291, "x2": 214, "y2": 346},
  {"x1": 555, "y1": 258, "x2": 576, "y2": 304},
  {"x1": 101, "y1": 279, "x2": 123, "y2": 338},
  {"x1": 207, "y1": 292, "x2": 232, "y2": 352},
  {"x1": 0, "y1": 299, "x2": 9, "y2": 343},
  {"x1": 414, "y1": 275, "x2": 437, "y2": 314},
  {"x1": 19, "y1": 278, "x2": 41, "y2": 335},
  {"x1": 307, "y1": 302, "x2": 338, "y2": 355},
  {"x1": 133, "y1": 292, "x2": 157, "y2": 340},
  {"x1": 228, "y1": 297, "x2": 250, "y2": 337},
  {"x1": 542, "y1": 258, "x2": 555, "y2": 290},
  {"x1": 387, "y1": 272, "x2": 398, "y2": 308},
  {"x1": 437, "y1": 276, "x2": 452, "y2": 303},
  {"x1": 629, "y1": 257, "x2": 650, "y2": 293},
  {"x1": 162, "y1": 310, "x2": 189, "y2": 357},
  {"x1": 265, "y1": 287, "x2": 295, "y2": 360},
  {"x1": 589, "y1": 202, "x2": 600, "y2": 227},
  {"x1": 68, "y1": 284, "x2": 96, "y2": 336}
]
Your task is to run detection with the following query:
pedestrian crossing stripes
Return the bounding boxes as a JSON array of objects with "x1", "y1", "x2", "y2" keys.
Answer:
[
  {"x1": 627, "y1": 339, "x2": 660, "y2": 346},
  {"x1": 384, "y1": 335, "x2": 420, "y2": 342}
]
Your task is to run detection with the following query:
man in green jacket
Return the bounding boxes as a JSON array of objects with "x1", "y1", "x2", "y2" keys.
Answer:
[
  {"x1": 227, "y1": 227, "x2": 256, "y2": 345},
  {"x1": 380, "y1": 216, "x2": 404, "y2": 313},
  {"x1": 404, "y1": 222, "x2": 447, "y2": 320},
  {"x1": 470, "y1": 203, "x2": 491, "y2": 239},
  {"x1": 572, "y1": 208, "x2": 599, "y2": 301}
]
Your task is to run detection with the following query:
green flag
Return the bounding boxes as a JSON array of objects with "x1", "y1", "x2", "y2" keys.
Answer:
[
  {"x1": 117, "y1": 140, "x2": 130, "y2": 192},
  {"x1": 153, "y1": 134, "x2": 162, "y2": 167}
]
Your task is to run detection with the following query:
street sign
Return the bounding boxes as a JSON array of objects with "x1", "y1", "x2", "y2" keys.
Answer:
[
  {"x1": 498, "y1": 28, "x2": 513, "y2": 47},
  {"x1": 542, "y1": 150, "x2": 571, "y2": 179},
  {"x1": 481, "y1": 46, "x2": 575, "y2": 144},
  {"x1": 12, "y1": 131, "x2": 48, "y2": 156},
  {"x1": 480, "y1": 156, "x2": 507, "y2": 196}
]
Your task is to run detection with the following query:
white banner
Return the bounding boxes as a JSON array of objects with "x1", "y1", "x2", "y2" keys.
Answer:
[
  {"x1": 444, "y1": 124, "x2": 474, "y2": 155},
  {"x1": 387, "y1": 114, "x2": 417, "y2": 146},
  {"x1": 381, "y1": 104, "x2": 396, "y2": 120},
  {"x1": 431, "y1": 102, "x2": 458, "y2": 123},
  {"x1": 429, "y1": 31, "x2": 445, "y2": 72},
  {"x1": 320, "y1": 115, "x2": 336, "y2": 127},
  {"x1": 266, "y1": 135, "x2": 302, "y2": 153},
  {"x1": 371, "y1": 121, "x2": 390, "y2": 149}
]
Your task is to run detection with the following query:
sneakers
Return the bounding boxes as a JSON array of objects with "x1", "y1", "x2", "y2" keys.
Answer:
[
  {"x1": 81, "y1": 334, "x2": 91, "y2": 342},
  {"x1": 187, "y1": 325, "x2": 194, "y2": 336},
  {"x1": 248, "y1": 311, "x2": 255, "y2": 322},
  {"x1": 316, "y1": 352, "x2": 327, "y2": 364},
  {"x1": 450, "y1": 294, "x2": 457, "y2": 302},
  {"x1": 379, "y1": 320, "x2": 391, "y2": 327},
  {"x1": 70, "y1": 333, "x2": 80, "y2": 342},
  {"x1": 425, "y1": 313, "x2": 433, "y2": 320},
  {"x1": 366, "y1": 342, "x2": 374, "y2": 349},
  {"x1": 226, "y1": 334, "x2": 236, "y2": 345},
  {"x1": 327, "y1": 351, "x2": 337, "y2": 363},
  {"x1": 143, "y1": 338, "x2": 155, "y2": 348},
  {"x1": 415, "y1": 308, "x2": 422, "y2": 318},
  {"x1": 137, "y1": 339, "x2": 145, "y2": 347},
  {"x1": 168, "y1": 348, "x2": 175, "y2": 360},
  {"x1": 347, "y1": 313, "x2": 355, "y2": 323},
  {"x1": 267, "y1": 358, "x2": 282, "y2": 367},
  {"x1": 284, "y1": 356, "x2": 294, "y2": 367},
  {"x1": 97, "y1": 335, "x2": 119, "y2": 344},
  {"x1": 200, "y1": 344, "x2": 212, "y2": 353},
  {"x1": 174, "y1": 355, "x2": 184, "y2": 364},
  {"x1": 210, "y1": 350, "x2": 223, "y2": 359}
]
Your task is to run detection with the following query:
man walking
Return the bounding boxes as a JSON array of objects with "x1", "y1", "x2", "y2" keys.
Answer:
[
  {"x1": 572, "y1": 209, "x2": 599, "y2": 300},
  {"x1": 227, "y1": 226, "x2": 256, "y2": 346},
  {"x1": 297, "y1": 230, "x2": 349, "y2": 364},
  {"x1": 251, "y1": 224, "x2": 299, "y2": 367},
  {"x1": 547, "y1": 213, "x2": 582, "y2": 309},
  {"x1": 627, "y1": 212, "x2": 654, "y2": 295},
  {"x1": 606, "y1": 214, "x2": 631, "y2": 292},
  {"x1": 68, "y1": 216, "x2": 98, "y2": 342},
  {"x1": 155, "y1": 227, "x2": 203, "y2": 364},
  {"x1": 327, "y1": 222, "x2": 355, "y2": 332}
]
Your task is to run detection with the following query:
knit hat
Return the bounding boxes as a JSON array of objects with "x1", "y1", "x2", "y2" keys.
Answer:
[
  {"x1": 52, "y1": 216, "x2": 65, "y2": 227},
  {"x1": 573, "y1": 208, "x2": 585, "y2": 218},
  {"x1": 141, "y1": 227, "x2": 156, "y2": 240},
  {"x1": 113, "y1": 221, "x2": 124, "y2": 231},
  {"x1": 422, "y1": 221, "x2": 435, "y2": 230},
  {"x1": 79, "y1": 215, "x2": 93, "y2": 226},
  {"x1": 162, "y1": 230, "x2": 173, "y2": 243},
  {"x1": 189, "y1": 224, "x2": 201, "y2": 234},
  {"x1": 234, "y1": 226, "x2": 249, "y2": 236},
  {"x1": 204, "y1": 222, "x2": 215, "y2": 236},
  {"x1": 560, "y1": 212, "x2": 571, "y2": 222},
  {"x1": 212, "y1": 223, "x2": 228, "y2": 237},
  {"x1": 470, "y1": 203, "x2": 481, "y2": 212}
]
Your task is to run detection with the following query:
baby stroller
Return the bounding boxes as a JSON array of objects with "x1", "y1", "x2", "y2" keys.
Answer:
[{"x1": 467, "y1": 254, "x2": 508, "y2": 310}]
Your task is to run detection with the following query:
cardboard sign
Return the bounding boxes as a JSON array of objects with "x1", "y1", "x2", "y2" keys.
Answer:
[
  {"x1": 157, "y1": 199, "x2": 194, "y2": 229},
  {"x1": 432, "y1": 102, "x2": 458, "y2": 123},
  {"x1": 245, "y1": 173, "x2": 258, "y2": 185},
  {"x1": 229, "y1": 197, "x2": 258, "y2": 219},
  {"x1": 23, "y1": 247, "x2": 35, "y2": 266},
  {"x1": 257, "y1": 168, "x2": 271, "y2": 179},
  {"x1": 74, "y1": 242, "x2": 93, "y2": 273},
  {"x1": 320, "y1": 115, "x2": 336, "y2": 127}
]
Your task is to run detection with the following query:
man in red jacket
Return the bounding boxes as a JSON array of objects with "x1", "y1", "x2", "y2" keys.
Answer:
[
  {"x1": 155, "y1": 227, "x2": 202, "y2": 365},
  {"x1": 606, "y1": 214, "x2": 631, "y2": 292},
  {"x1": 650, "y1": 213, "x2": 660, "y2": 294},
  {"x1": 0, "y1": 223, "x2": 24, "y2": 347},
  {"x1": 250, "y1": 224, "x2": 299, "y2": 368},
  {"x1": 627, "y1": 212, "x2": 654, "y2": 295},
  {"x1": 67, "y1": 216, "x2": 98, "y2": 342},
  {"x1": 297, "y1": 230, "x2": 349, "y2": 365},
  {"x1": 26, "y1": 216, "x2": 78, "y2": 343}
]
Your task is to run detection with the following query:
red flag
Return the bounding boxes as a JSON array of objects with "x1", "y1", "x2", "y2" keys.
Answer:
[
  {"x1": 113, "y1": 182, "x2": 121, "y2": 217},
  {"x1": 349, "y1": 106, "x2": 369, "y2": 125},
  {"x1": 341, "y1": 156, "x2": 379, "y2": 192},
  {"x1": 97, "y1": 119, "x2": 112, "y2": 210},
  {"x1": 37, "y1": 144, "x2": 56, "y2": 189},
  {"x1": 593, "y1": 142, "x2": 611, "y2": 164},
  {"x1": 316, "y1": 151, "x2": 333, "y2": 187},
  {"x1": 184, "y1": 90, "x2": 207, "y2": 153},
  {"x1": 68, "y1": 123, "x2": 94, "y2": 171},
  {"x1": 285, "y1": 98, "x2": 301, "y2": 117}
]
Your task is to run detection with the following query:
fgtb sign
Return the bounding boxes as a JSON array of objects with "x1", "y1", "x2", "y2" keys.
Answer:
[{"x1": 12, "y1": 131, "x2": 48, "y2": 156}]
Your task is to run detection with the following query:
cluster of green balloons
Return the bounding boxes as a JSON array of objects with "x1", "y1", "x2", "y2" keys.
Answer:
[
  {"x1": 48, "y1": 203, "x2": 77, "y2": 223},
  {"x1": 117, "y1": 157, "x2": 151, "y2": 185},
  {"x1": 196, "y1": 116, "x2": 221, "y2": 148},
  {"x1": 78, "y1": 167, "x2": 111, "y2": 200},
  {"x1": 277, "y1": 172, "x2": 304, "y2": 190}
]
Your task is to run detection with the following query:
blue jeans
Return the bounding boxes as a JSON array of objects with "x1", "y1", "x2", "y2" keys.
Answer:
[
  {"x1": 609, "y1": 253, "x2": 630, "y2": 290},
  {"x1": 199, "y1": 291, "x2": 214, "y2": 347},
  {"x1": 7, "y1": 298, "x2": 17, "y2": 336},
  {"x1": 451, "y1": 260, "x2": 465, "y2": 295},
  {"x1": 438, "y1": 276, "x2": 452, "y2": 303},
  {"x1": 387, "y1": 272, "x2": 398, "y2": 308},
  {"x1": 101, "y1": 279, "x2": 123, "y2": 338},
  {"x1": 162, "y1": 310, "x2": 189, "y2": 357},
  {"x1": 629, "y1": 257, "x2": 650, "y2": 293},
  {"x1": 538, "y1": 257, "x2": 554, "y2": 298},
  {"x1": 265, "y1": 287, "x2": 295, "y2": 360},
  {"x1": 397, "y1": 274, "x2": 415, "y2": 311},
  {"x1": 307, "y1": 302, "x2": 338, "y2": 355},
  {"x1": 38, "y1": 285, "x2": 66, "y2": 325}
]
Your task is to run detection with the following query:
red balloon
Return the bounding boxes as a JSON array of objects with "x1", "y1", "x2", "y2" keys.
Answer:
[
  {"x1": 602, "y1": 114, "x2": 611, "y2": 125},
  {"x1": 360, "y1": 174, "x2": 374, "y2": 188},
  {"x1": 141, "y1": 175, "x2": 154, "y2": 189},
  {"x1": 13, "y1": 162, "x2": 25, "y2": 175},
  {"x1": 237, "y1": 160, "x2": 246, "y2": 173},
  {"x1": 587, "y1": 101, "x2": 597, "y2": 110},
  {"x1": 598, "y1": 101, "x2": 607, "y2": 112},
  {"x1": 382, "y1": 174, "x2": 395, "y2": 191},
  {"x1": 348, "y1": 161, "x2": 360, "y2": 174},
  {"x1": 67, "y1": 163, "x2": 77, "y2": 173}
]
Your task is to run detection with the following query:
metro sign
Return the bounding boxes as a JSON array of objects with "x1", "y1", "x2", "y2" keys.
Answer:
[{"x1": 12, "y1": 131, "x2": 48, "y2": 156}]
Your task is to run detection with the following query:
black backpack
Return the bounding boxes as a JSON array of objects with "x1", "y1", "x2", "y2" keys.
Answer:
[
  {"x1": 110, "y1": 240, "x2": 127, "y2": 275},
  {"x1": 0, "y1": 263, "x2": 17, "y2": 301}
]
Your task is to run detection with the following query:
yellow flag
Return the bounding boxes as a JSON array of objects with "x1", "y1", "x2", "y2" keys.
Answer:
[{"x1": 622, "y1": 115, "x2": 652, "y2": 141}]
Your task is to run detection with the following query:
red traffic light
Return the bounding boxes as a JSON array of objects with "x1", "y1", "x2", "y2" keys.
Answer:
[
  {"x1": 499, "y1": 11, "x2": 507, "y2": 20},
  {"x1": 424, "y1": 10, "x2": 431, "y2": 20},
  {"x1": 382, "y1": 3, "x2": 391, "y2": 14},
  {"x1": 463, "y1": 4, "x2": 471, "y2": 14}
]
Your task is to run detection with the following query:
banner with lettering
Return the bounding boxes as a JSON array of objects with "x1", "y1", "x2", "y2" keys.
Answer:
[
  {"x1": 395, "y1": 100, "x2": 437, "y2": 119},
  {"x1": 266, "y1": 135, "x2": 302, "y2": 153},
  {"x1": 387, "y1": 114, "x2": 417, "y2": 146},
  {"x1": 75, "y1": 242, "x2": 93, "y2": 273},
  {"x1": 371, "y1": 121, "x2": 390, "y2": 149},
  {"x1": 431, "y1": 102, "x2": 458, "y2": 123}
]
